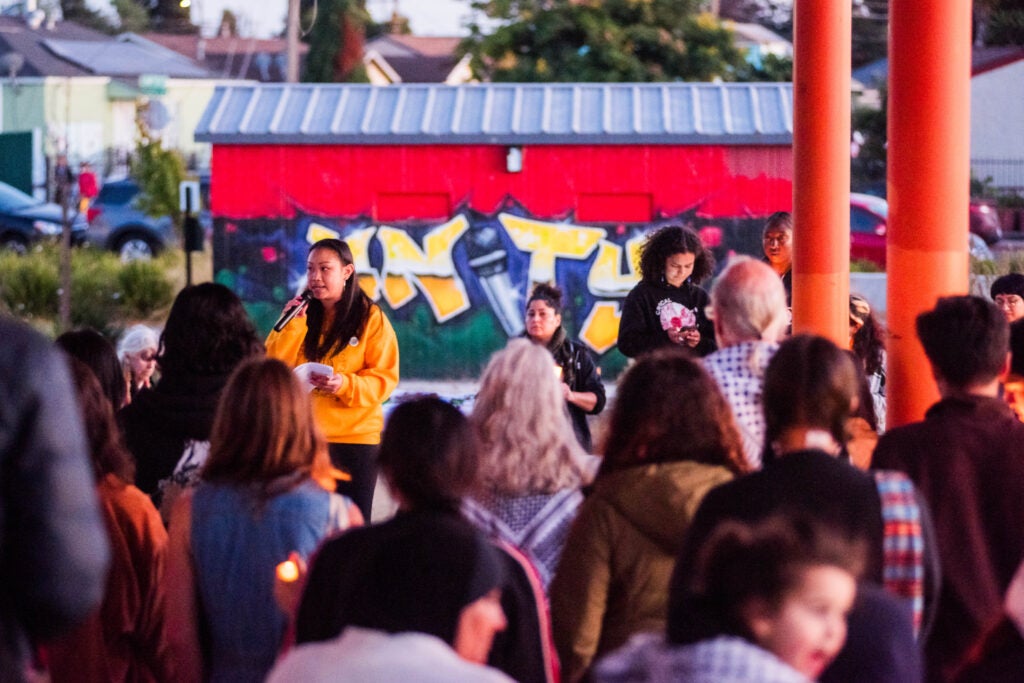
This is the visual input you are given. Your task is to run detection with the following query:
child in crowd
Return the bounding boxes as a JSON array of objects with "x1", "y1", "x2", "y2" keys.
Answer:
[{"x1": 595, "y1": 512, "x2": 864, "y2": 683}]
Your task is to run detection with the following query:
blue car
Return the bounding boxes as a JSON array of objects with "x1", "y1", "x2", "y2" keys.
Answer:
[
  {"x1": 86, "y1": 176, "x2": 211, "y2": 261},
  {"x1": 85, "y1": 178, "x2": 177, "y2": 261},
  {"x1": 0, "y1": 180, "x2": 87, "y2": 253}
]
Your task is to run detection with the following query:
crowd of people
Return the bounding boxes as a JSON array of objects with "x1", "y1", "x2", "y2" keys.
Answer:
[{"x1": 4, "y1": 222, "x2": 1024, "y2": 683}]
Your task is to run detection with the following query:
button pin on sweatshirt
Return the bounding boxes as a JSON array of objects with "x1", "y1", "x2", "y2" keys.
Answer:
[{"x1": 349, "y1": 336, "x2": 359, "y2": 347}]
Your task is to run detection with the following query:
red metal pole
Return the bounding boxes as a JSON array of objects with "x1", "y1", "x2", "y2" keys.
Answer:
[
  {"x1": 887, "y1": 0, "x2": 972, "y2": 427},
  {"x1": 791, "y1": 0, "x2": 851, "y2": 344}
]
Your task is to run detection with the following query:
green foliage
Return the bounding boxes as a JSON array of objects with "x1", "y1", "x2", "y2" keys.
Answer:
[
  {"x1": 463, "y1": 0, "x2": 748, "y2": 83},
  {"x1": 59, "y1": 0, "x2": 119, "y2": 33},
  {"x1": 851, "y1": 86, "x2": 888, "y2": 192},
  {"x1": 737, "y1": 52, "x2": 793, "y2": 81},
  {"x1": 0, "y1": 248, "x2": 59, "y2": 320},
  {"x1": 851, "y1": 0, "x2": 889, "y2": 68},
  {"x1": 303, "y1": 0, "x2": 370, "y2": 83},
  {"x1": 113, "y1": 0, "x2": 152, "y2": 33},
  {"x1": 0, "y1": 246, "x2": 174, "y2": 335},
  {"x1": 148, "y1": 0, "x2": 195, "y2": 33},
  {"x1": 850, "y1": 259, "x2": 883, "y2": 273},
  {"x1": 118, "y1": 260, "x2": 174, "y2": 319},
  {"x1": 975, "y1": 0, "x2": 1024, "y2": 46},
  {"x1": 132, "y1": 103, "x2": 186, "y2": 230}
]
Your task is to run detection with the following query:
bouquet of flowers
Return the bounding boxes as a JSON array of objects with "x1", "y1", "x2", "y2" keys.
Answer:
[{"x1": 660, "y1": 302, "x2": 697, "y2": 331}]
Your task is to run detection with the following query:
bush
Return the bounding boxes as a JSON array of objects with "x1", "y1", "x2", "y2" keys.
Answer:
[
  {"x1": 118, "y1": 258, "x2": 174, "y2": 319},
  {"x1": 0, "y1": 246, "x2": 59, "y2": 320},
  {"x1": 0, "y1": 245, "x2": 174, "y2": 334},
  {"x1": 71, "y1": 250, "x2": 123, "y2": 333}
]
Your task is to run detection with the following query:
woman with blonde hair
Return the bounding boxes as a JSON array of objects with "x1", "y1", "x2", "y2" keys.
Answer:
[
  {"x1": 165, "y1": 357, "x2": 361, "y2": 683},
  {"x1": 464, "y1": 338, "x2": 589, "y2": 588}
]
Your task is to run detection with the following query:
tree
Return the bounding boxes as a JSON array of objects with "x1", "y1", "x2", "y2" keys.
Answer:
[
  {"x1": 718, "y1": 0, "x2": 793, "y2": 36},
  {"x1": 59, "y1": 0, "x2": 118, "y2": 33},
  {"x1": 132, "y1": 102, "x2": 186, "y2": 230},
  {"x1": 113, "y1": 0, "x2": 151, "y2": 34},
  {"x1": 303, "y1": 0, "x2": 370, "y2": 83},
  {"x1": 217, "y1": 9, "x2": 239, "y2": 37},
  {"x1": 975, "y1": 0, "x2": 1024, "y2": 46},
  {"x1": 147, "y1": 0, "x2": 194, "y2": 34},
  {"x1": 851, "y1": 0, "x2": 888, "y2": 68},
  {"x1": 463, "y1": 0, "x2": 749, "y2": 82}
]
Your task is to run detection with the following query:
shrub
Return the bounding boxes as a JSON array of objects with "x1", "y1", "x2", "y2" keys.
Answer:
[
  {"x1": 0, "y1": 245, "x2": 174, "y2": 334},
  {"x1": 118, "y1": 258, "x2": 174, "y2": 319},
  {"x1": 0, "y1": 247, "x2": 59, "y2": 320}
]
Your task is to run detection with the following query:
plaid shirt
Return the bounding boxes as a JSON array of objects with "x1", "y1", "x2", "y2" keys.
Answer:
[
  {"x1": 594, "y1": 634, "x2": 811, "y2": 683},
  {"x1": 703, "y1": 341, "x2": 780, "y2": 470}
]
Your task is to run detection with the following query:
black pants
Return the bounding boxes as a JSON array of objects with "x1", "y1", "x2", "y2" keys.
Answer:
[{"x1": 327, "y1": 443, "x2": 378, "y2": 522}]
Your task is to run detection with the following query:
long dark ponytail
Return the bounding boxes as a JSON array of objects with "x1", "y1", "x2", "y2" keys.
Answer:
[{"x1": 303, "y1": 239, "x2": 373, "y2": 362}]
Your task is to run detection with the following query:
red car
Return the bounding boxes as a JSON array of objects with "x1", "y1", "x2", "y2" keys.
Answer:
[
  {"x1": 849, "y1": 193, "x2": 1001, "y2": 269},
  {"x1": 850, "y1": 192, "x2": 888, "y2": 267}
]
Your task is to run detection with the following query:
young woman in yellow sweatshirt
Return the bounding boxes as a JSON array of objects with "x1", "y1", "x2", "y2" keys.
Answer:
[{"x1": 266, "y1": 238, "x2": 399, "y2": 520}]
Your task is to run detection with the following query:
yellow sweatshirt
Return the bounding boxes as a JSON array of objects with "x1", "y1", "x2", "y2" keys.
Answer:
[{"x1": 266, "y1": 305, "x2": 399, "y2": 444}]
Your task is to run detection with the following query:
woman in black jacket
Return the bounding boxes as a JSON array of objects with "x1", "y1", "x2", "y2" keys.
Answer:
[
  {"x1": 617, "y1": 225, "x2": 716, "y2": 358},
  {"x1": 524, "y1": 282, "x2": 606, "y2": 451}
]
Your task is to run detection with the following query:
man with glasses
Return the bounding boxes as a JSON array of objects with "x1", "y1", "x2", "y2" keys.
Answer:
[{"x1": 991, "y1": 273, "x2": 1024, "y2": 323}]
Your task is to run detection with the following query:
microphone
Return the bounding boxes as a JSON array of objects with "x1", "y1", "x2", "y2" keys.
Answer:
[{"x1": 273, "y1": 290, "x2": 313, "y2": 332}]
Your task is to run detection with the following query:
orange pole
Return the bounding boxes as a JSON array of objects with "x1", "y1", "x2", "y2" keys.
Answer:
[
  {"x1": 887, "y1": 0, "x2": 972, "y2": 427},
  {"x1": 791, "y1": 0, "x2": 851, "y2": 344}
]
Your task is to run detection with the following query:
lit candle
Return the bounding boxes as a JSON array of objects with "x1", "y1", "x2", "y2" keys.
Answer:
[
  {"x1": 554, "y1": 365, "x2": 563, "y2": 380},
  {"x1": 276, "y1": 559, "x2": 300, "y2": 583}
]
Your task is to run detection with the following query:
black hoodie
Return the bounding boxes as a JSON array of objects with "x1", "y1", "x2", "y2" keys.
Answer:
[
  {"x1": 617, "y1": 279, "x2": 715, "y2": 358},
  {"x1": 119, "y1": 371, "x2": 231, "y2": 497}
]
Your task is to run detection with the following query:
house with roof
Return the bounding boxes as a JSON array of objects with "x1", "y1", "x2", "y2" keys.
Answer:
[
  {"x1": 195, "y1": 81, "x2": 793, "y2": 377},
  {"x1": 852, "y1": 46, "x2": 1024, "y2": 191},
  {"x1": 363, "y1": 34, "x2": 472, "y2": 84},
  {"x1": 0, "y1": 11, "x2": 229, "y2": 196},
  {"x1": 141, "y1": 31, "x2": 308, "y2": 83}
]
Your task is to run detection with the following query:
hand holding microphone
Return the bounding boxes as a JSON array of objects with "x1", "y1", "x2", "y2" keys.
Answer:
[{"x1": 273, "y1": 290, "x2": 313, "y2": 332}]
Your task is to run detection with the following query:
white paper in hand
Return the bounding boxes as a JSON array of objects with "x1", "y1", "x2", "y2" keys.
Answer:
[{"x1": 294, "y1": 363, "x2": 334, "y2": 392}]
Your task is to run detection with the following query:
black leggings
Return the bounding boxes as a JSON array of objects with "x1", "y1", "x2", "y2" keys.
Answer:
[{"x1": 327, "y1": 443, "x2": 379, "y2": 522}]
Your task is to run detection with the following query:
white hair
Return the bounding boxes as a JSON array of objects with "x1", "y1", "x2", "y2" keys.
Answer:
[{"x1": 117, "y1": 324, "x2": 159, "y2": 362}]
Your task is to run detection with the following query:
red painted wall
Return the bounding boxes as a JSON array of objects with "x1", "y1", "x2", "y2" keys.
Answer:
[{"x1": 210, "y1": 144, "x2": 793, "y2": 222}]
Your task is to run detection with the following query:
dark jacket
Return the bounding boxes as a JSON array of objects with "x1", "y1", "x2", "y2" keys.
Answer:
[
  {"x1": 873, "y1": 395, "x2": 1024, "y2": 682},
  {"x1": 672, "y1": 450, "x2": 935, "y2": 683},
  {"x1": 297, "y1": 509, "x2": 555, "y2": 683},
  {"x1": 119, "y1": 372, "x2": 231, "y2": 497},
  {"x1": 616, "y1": 279, "x2": 715, "y2": 358},
  {"x1": 543, "y1": 328, "x2": 606, "y2": 452},
  {"x1": 0, "y1": 318, "x2": 109, "y2": 681}
]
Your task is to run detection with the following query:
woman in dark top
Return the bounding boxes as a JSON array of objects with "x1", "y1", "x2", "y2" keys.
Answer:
[
  {"x1": 119, "y1": 283, "x2": 263, "y2": 500},
  {"x1": 524, "y1": 283, "x2": 606, "y2": 451},
  {"x1": 617, "y1": 225, "x2": 716, "y2": 358}
]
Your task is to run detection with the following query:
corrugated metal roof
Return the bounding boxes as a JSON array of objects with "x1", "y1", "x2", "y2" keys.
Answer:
[
  {"x1": 44, "y1": 38, "x2": 210, "y2": 78},
  {"x1": 195, "y1": 82, "x2": 793, "y2": 145}
]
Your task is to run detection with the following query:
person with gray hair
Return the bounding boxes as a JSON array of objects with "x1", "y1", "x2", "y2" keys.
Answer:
[
  {"x1": 702, "y1": 256, "x2": 790, "y2": 469},
  {"x1": 117, "y1": 324, "x2": 159, "y2": 401}
]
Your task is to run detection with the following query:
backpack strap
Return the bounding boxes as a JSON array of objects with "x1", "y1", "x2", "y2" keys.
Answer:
[{"x1": 873, "y1": 469, "x2": 925, "y2": 637}]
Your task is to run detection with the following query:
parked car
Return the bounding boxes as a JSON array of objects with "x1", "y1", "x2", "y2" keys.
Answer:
[
  {"x1": 86, "y1": 176, "x2": 211, "y2": 261},
  {"x1": 0, "y1": 180, "x2": 88, "y2": 253},
  {"x1": 85, "y1": 179, "x2": 175, "y2": 261},
  {"x1": 850, "y1": 192, "x2": 1002, "y2": 269}
]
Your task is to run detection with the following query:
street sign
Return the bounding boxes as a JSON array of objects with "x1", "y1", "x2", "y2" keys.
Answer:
[
  {"x1": 179, "y1": 180, "x2": 200, "y2": 213},
  {"x1": 138, "y1": 74, "x2": 167, "y2": 96}
]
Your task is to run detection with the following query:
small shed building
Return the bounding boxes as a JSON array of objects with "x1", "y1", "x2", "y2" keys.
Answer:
[{"x1": 196, "y1": 82, "x2": 793, "y2": 377}]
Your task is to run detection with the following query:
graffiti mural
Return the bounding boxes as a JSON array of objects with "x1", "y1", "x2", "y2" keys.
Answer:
[{"x1": 214, "y1": 198, "x2": 769, "y2": 379}]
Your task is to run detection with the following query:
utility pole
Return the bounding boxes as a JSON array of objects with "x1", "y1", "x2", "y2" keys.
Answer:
[{"x1": 286, "y1": 0, "x2": 300, "y2": 82}]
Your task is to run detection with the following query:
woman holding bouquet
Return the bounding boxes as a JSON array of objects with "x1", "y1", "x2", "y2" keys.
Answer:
[{"x1": 616, "y1": 225, "x2": 716, "y2": 358}]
